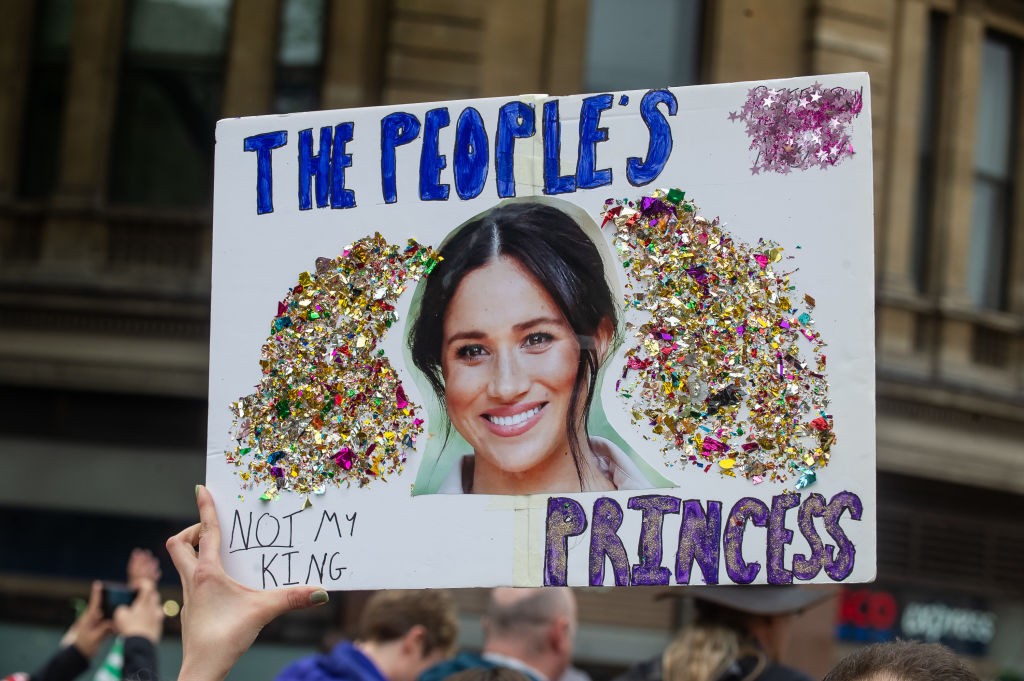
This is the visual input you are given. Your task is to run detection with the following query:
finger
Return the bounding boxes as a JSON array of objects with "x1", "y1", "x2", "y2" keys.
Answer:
[
  {"x1": 136, "y1": 580, "x2": 161, "y2": 607},
  {"x1": 139, "y1": 549, "x2": 161, "y2": 578},
  {"x1": 148, "y1": 552, "x2": 163, "y2": 581},
  {"x1": 195, "y1": 485, "x2": 223, "y2": 565},
  {"x1": 85, "y1": 580, "x2": 104, "y2": 617},
  {"x1": 166, "y1": 522, "x2": 201, "y2": 581},
  {"x1": 264, "y1": 586, "x2": 330, "y2": 619},
  {"x1": 127, "y1": 549, "x2": 143, "y2": 585},
  {"x1": 146, "y1": 589, "x2": 163, "y2": 611},
  {"x1": 133, "y1": 578, "x2": 153, "y2": 599}
]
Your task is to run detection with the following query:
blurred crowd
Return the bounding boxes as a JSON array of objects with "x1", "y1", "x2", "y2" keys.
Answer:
[{"x1": 4, "y1": 490, "x2": 981, "y2": 681}]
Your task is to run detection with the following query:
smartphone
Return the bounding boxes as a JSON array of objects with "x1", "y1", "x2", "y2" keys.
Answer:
[{"x1": 101, "y1": 582, "x2": 137, "y2": 619}]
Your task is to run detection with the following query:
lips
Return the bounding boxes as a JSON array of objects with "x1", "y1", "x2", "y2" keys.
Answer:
[
  {"x1": 486, "y1": 406, "x2": 541, "y2": 427},
  {"x1": 482, "y1": 402, "x2": 547, "y2": 436}
]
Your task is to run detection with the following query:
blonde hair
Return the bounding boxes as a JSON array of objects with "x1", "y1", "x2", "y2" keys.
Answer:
[{"x1": 662, "y1": 624, "x2": 741, "y2": 681}]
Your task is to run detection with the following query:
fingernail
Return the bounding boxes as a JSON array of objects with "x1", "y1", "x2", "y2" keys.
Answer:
[
  {"x1": 311, "y1": 590, "x2": 329, "y2": 605},
  {"x1": 195, "y1": 484, "x2": 202, "y2": 498}
]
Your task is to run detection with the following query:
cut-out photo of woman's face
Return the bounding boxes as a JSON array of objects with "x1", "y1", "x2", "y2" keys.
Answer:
[
  {"x1": 440, "y1": 255, "x2": 612, "y2": 494},
  {"x1": 409, "y1": 199, "x2": 664, "y2": 496}
]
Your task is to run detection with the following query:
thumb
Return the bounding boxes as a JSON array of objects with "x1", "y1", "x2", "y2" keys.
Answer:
[{"x1": 265, "y1": 587, "x2": 329, "y2": 619}]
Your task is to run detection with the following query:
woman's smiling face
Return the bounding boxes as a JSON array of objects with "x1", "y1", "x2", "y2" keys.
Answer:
[{"x1": 441, "y1": 256, "x2": 580, "y2": 485}]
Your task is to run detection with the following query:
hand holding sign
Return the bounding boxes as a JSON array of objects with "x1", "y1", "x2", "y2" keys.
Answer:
[{"x1": 167, "y1": 486, "x2": 329, "y2": 681}]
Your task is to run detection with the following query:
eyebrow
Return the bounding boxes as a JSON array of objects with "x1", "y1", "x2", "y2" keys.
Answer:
[{"x1": 444, "y1": 317, "x2": 565, "y2": 346}]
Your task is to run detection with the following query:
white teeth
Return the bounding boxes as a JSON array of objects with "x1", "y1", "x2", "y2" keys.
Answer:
[{"x1": 488, "y1": 406, "x2": 541, "y2": 427}]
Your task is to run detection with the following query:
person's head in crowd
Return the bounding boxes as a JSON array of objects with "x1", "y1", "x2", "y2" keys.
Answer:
[
  {"x1": 445, "y1": 668, "x2": 534, "y2": 681},
  {"x1": 660, "y1": 586, "x2": 833, "y2": 681},
  {"x1": 662, "y1": 624, "x2": 739, "y2": 681},
  {"x1": 689, "y1": 586, "x2": 830, "y2": 661},
  {"x1": 483, "y1": 587, "x2": 578, "y2": 681},
  {"x1": 355, "y1": 589, "x2": 460, "y2": 681},
  {"x1": 822, "y1": 641, "x2": 980, "y2": 681}
]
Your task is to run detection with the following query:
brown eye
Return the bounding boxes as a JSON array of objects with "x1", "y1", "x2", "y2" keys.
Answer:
[
  {"x1": 456, "y1": 344, "x2": 487, "y2": 358},
  {"x1": 524, "y1": 332, "x2": 554, "y2": 347}
]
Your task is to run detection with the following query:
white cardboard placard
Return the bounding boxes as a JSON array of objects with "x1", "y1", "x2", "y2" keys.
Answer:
[{"x1": 208, "y1": 74, "x2": 876, "y2": 589}]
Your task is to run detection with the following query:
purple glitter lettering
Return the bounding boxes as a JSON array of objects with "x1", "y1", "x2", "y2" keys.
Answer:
[
  {"x1": 543, "y1": 497, "x2": 587, "y2": 586},
  {"x1": 724, "y1": 497, "x2": 768, "y2": 584},
  {"x1": 676, "y1": 499, "x2": 722, "y2": 585},
  {"x1": 823, "y1": 491, "x2": 862, "y2": 580},
  {"x1": 792, "y1": 493, "x2": 827, "y2": 580},
  {"x1": 589, "y1": 497, "x2": 630, "y2": 586},
  {"x1": 767, "y1": 493, "x2": 801, "y2": 585},
  {"x1": 628, "y1": 495, "x2": 681, "y2": 585}
]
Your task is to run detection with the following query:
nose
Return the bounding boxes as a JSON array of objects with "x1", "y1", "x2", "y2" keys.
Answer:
[{"x1": 487, "y1": 351, "x2": 530, "y2": 401}]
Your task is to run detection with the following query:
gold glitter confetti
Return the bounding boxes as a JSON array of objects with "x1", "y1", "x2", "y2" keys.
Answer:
[
  {"x1": 226, "y1": 234, "x2": 440, "y2": 495},
  {"x1": 603, "y1": 190, "x2": 834, "y2": 484}
]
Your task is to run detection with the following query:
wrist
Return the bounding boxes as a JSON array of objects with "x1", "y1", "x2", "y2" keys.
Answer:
[
  {"x1": 119, "y1": 627, "x2": 162, "y2": 643},
  {"x1": 124, "y1": 633, "x2": 160, "y2": 647},
  {"x1": 70, "y1": 640, "x2": 98, "y2": 660},
  {"x1": 178, "y1": 657, "x2": 231, "y2": 681}
]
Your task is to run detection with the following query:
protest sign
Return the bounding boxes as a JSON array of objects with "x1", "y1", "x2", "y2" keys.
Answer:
[{"x1": 208, "y1": 73, "x2": 875, "y2": 589}]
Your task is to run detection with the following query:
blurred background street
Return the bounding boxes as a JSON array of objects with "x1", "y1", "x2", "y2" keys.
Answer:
[{"x1": 1, "y1": 0, "x2": 1022, "y2": 679}]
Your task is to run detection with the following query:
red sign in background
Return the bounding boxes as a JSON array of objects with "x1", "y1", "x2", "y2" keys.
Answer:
[{"x1": 837, "y1": 586, "x2": 994, "y2": 656}]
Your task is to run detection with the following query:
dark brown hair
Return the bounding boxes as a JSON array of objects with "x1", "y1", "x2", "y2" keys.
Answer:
[
  {"x1": 823, "y1": 641, "x2": 980, "y2": 681},
  {"x1": 357, "y1": 589, "x2": 458, "y2": 656}
]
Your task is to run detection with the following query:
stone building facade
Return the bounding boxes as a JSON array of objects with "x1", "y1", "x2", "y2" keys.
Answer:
[{"x1": 1, "y1": 0, "x2": 1022, "y2": 678}]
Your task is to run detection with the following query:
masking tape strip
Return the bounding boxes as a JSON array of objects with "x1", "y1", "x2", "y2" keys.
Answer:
[
  {"x1": 512, "y1": 494, "x2": 549, "y2": 586},
  {"x1": 511, "y1": 94, "x2": 547, "y2": 194},
  {"x1": 482, "y1": 494, "x2": 531, "y2": 586}
]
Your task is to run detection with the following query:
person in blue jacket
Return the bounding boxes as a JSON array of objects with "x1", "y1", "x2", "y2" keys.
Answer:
[{"x1": 275, "y1": 590, "x2": 458, "y2": 681}]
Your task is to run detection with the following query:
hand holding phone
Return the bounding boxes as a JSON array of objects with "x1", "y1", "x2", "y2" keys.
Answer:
[
  {"x1": 68, "y1": 581, "x2": 115, "y2": 658},
  {"x1": 113, "y1": 579, "x2": 165, "y2": 642},
  {"x1": 100, "y1": 582, "x2": 138, "y2": 620}
]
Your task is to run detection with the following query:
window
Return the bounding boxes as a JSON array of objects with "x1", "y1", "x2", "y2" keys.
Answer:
[
  {"x1": 967, "y1": 34, "x2": 1017, "y2": 310},
  {"x1": 583, "y1": 0, "x2": 703, "y2": 93},
  {"x1": 107, "y1": 0, "x2": 232, "y2": 207},
  {"x1": 18, "y1": 0, "x2": 73, "y2": 199},
  {"x1": 910, "y1": 12, "x2": 947, "y2": 294},
  {"x1": 273, "y1": 0, "x2": 326, "y2": 114}
]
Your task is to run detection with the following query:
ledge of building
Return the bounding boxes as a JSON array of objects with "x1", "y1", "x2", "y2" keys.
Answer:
[
  {"x1": 0, "y1": 329, "x2": 208, "y2": 398},
  {"x1": 876, "y1": 382, "x2": 1024, "y2": 494}
]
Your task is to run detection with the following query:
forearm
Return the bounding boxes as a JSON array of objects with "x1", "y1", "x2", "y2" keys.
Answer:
[
  {"x1": 29, "y1": 645, "x2": 90, "y2": 681},
  {"x1": 123, "y1": 636, "x2": 159, "y2": 681}
]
